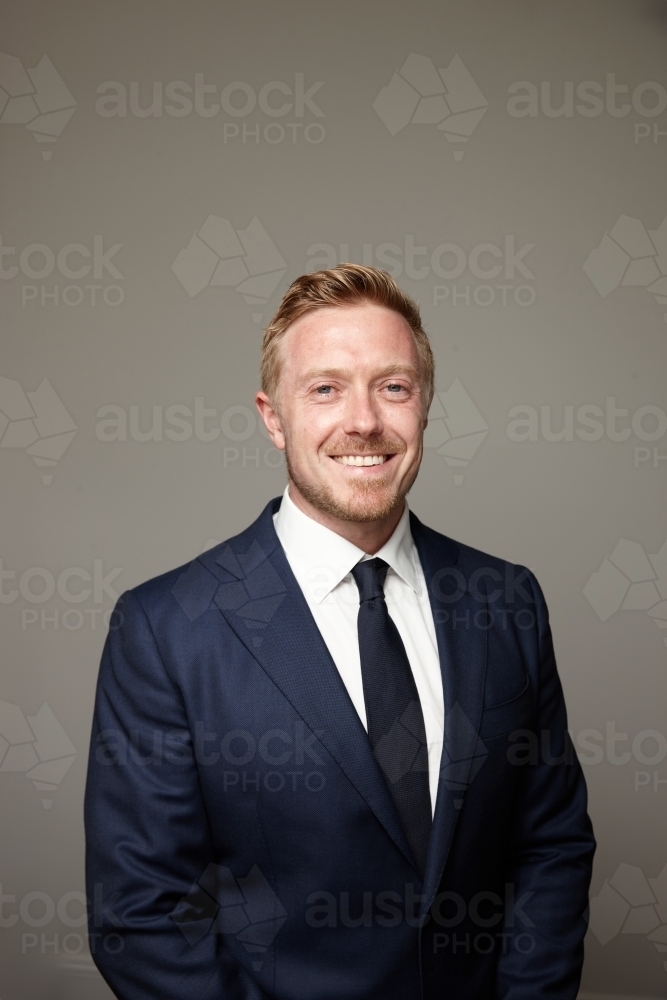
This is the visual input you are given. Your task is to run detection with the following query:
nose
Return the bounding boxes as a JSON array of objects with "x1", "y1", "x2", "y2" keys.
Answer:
[{"x1": 341, "y1": 385, "x2": 384, "y2": 440}]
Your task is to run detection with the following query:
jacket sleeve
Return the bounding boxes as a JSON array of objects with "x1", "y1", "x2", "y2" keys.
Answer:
[
  {"x1": 494, "y1": 568, "x2": 596, "y2": 1000},
  {"x1": 84, "y1": 588, "x2": 266, "y2": 1000}
]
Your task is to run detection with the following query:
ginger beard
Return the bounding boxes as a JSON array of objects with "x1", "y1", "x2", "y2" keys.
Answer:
[{"x1": 284, "y1": 431, "x2": 419, "y2": 524}]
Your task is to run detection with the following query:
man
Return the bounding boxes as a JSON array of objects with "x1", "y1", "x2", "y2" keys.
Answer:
[{"x1": 85, "y1": 264, "x2": 595, "y2": 1000}]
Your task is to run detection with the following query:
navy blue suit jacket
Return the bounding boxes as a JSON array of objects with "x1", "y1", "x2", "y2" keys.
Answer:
[{"x1": 84, "y1": 497, "x2": 595, "y2": 999}]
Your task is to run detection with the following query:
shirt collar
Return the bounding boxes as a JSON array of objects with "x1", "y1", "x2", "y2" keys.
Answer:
[{"x1": 273, "y1": 486, "x2": 420, "y2": 604}]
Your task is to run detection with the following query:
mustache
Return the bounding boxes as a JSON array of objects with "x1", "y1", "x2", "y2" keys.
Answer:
[{"x1": 323, "y1": 437, "x2": 407, "y2": 456}]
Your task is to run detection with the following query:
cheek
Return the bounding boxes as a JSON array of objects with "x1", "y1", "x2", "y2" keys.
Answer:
[
  {"x1": 288, "y1": 407, "x2": 333, "y2": 453},
  {"x1": 307, "y1": 405, "x2": 341, "y2": 438},
  {"x1": 387, "y1": 408, "x2": 424, "y2": 446}
]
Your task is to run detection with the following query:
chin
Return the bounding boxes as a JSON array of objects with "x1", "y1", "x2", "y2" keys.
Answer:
[
  {"x1": 333, "y1": 482, "x2": 406, "y2": 523},
  {"x1": 289, "y1": 463, "x2": 407, "y2": 524}
]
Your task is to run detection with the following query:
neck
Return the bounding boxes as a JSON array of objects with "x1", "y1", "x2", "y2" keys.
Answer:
[{"x1": 286, "y1": 482, "x2": 404, "y2": 555}]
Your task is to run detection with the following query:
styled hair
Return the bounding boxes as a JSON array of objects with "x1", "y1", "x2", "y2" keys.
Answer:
[{"x1": 260, "y1": 264, "x2": 435, "y2": 408}]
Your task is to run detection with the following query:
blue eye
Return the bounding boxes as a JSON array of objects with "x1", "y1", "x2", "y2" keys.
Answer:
[
  {"x1": 316, "y1": 385, "x2": 332, "y2": 394},
  {"x1": 387, "y1": 384, "x2": 403, "y2": 392}
]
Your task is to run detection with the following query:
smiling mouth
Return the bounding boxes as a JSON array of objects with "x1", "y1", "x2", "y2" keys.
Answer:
[{"x1": 331, "y1": 454, "x2": 392, "y2": 466}]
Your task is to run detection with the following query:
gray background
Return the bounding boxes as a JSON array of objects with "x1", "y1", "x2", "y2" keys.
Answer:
[{"x1": 1, "y1": 0, "x2": 666, "y2": 997}]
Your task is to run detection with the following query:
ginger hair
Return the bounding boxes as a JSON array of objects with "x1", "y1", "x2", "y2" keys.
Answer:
[{"x1": 260, "y1": 264, "x2": 434, "y2": 408}]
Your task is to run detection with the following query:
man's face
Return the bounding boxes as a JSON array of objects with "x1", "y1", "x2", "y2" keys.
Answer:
[{"x1": 257, "y1": 303, "x2": 428, "y2": 523}]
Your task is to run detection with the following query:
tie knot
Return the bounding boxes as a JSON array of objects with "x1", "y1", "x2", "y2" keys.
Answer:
[{"x1": 351, "y1": 557, "x2": 389, "y2": 603}]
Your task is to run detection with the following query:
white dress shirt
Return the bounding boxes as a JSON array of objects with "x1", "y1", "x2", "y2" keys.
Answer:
[{"x1": 273, "y1": 486, "x2": 444, "y2": 814}]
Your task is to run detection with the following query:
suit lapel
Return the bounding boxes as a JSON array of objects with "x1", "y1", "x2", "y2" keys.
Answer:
[
  {"x1": 201, "y1": 499, "x2": 416, "y2": 870},
  {"x1": 411, "y1": 513, "x2": 489, "y2": 912}
]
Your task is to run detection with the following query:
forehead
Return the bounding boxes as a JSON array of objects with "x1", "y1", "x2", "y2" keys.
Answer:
[{"x1": 281, "y1": 303, "x2": 418, "y2": 373}]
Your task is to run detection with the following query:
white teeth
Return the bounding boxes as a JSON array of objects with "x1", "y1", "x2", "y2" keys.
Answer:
[{"x1": 334, "y1": 455, "x2": 387, "y2": 466}]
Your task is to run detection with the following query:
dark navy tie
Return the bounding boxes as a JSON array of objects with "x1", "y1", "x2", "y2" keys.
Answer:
[{"x1": 351, "y1": 557, "x2": 432, "y2": 876}]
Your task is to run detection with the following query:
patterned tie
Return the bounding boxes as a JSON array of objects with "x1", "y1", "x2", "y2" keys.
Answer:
[{"x1": 351, "y1": 557, "x2": 432, "y2": 876}]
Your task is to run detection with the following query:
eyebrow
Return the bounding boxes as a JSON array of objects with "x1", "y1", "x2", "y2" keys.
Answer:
[{"x1": 300, "y1": 364, "x2": 421, "y2": 383}]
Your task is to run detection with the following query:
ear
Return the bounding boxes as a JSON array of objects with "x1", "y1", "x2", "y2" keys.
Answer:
[{"x1": 255, "y1": 391, "x2": 285, "y2": 451}]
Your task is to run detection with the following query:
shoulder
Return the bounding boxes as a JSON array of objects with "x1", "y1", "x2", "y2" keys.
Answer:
[
  {"x1": 121, "y1": 498, "x2": 282, "y2": 623},
  {"x1": 410, "y1": 513, "x2": 546, "y2": 613},
  {"x1": 410, "y1": 512, "x2": 529, "y2": 576}
]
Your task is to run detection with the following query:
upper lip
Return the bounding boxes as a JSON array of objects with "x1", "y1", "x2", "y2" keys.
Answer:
[{"x1": 329, "y1": 453, "x2": 394, "y2": 465}]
